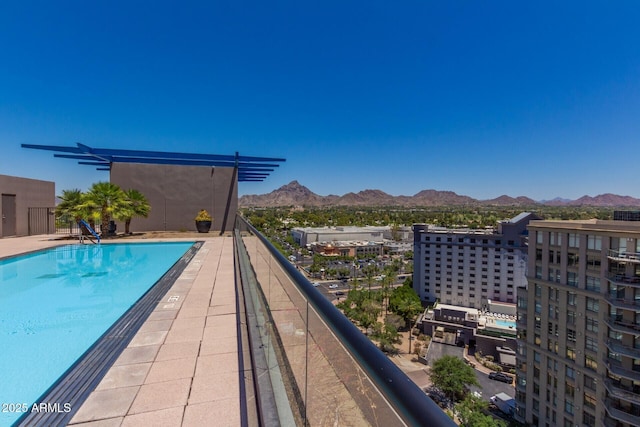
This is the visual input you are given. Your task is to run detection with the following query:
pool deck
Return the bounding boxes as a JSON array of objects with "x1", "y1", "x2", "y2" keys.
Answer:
[{"x1": 0, "y1": 235, "x2": 242, "y2": 427}]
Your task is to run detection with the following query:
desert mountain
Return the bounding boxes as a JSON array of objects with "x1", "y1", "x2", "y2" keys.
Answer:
[
  {"x1": 482, "y1": 195, "x2": 539, "y2": 206},
  {"x1": 567, "y1": 193, "x2": 640, "y2": 206},
  {"x1": 239, "y1": 181, "x2": 640, "y2": 208}
]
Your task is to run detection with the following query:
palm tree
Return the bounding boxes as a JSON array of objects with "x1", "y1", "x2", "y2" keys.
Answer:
[
  {"x1": 56, "y1": 189, "x2": 85, "y2": 223},
  {"x1": 116, "y1": 189, "x2": 151, "y2": 234},
  {"x1": 85, "y1": 182, "x2": 128, "y2": 235},
  {"x1": 363, "y1": 264, "x2": 378, "y2": 297}
]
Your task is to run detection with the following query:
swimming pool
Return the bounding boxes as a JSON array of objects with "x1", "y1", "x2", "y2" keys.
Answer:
[
  {"x1": 0, "y1": 242, "x2": 195, "y2": 426},
  {"x1": 494, "y1": 319, "x2": 516, "y2": 329}
]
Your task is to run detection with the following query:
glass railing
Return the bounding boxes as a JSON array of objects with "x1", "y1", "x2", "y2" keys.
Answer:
[{"x1": 234, "y1": 216, "x2": 455, "y2": 426}]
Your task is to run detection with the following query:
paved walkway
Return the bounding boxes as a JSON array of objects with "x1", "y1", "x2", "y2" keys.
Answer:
[{"x1": 0, "y1": 235, "x2": 241, "y2": 427}]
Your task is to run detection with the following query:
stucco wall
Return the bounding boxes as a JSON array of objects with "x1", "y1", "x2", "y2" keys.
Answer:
[
  {"x1": 0, "y1": 174, "x2": 55, "y2": 237},
  {"x1": 110, "y1": 163, "x2": 237, "y2": 233}
]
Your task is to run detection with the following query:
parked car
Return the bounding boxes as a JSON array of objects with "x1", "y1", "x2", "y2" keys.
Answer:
[
  {"x1": 488, "y1": 372, "x2": 513, "y2": 384},
  {"x1": 329, "y1": 284, "x2": 338, "y2": 289}
]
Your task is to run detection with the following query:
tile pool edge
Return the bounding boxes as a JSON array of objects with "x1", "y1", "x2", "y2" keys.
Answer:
[{"x1": 15, "y1": 241, "x2": 204, "y2": 427}]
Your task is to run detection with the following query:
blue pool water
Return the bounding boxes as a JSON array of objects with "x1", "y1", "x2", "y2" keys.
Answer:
[
  {"x1": 495, "y1": 319, "x2": 516, "y2": 329},
  {"x1": 0, "y1": 242, "x2": 194, "y2": 426}
]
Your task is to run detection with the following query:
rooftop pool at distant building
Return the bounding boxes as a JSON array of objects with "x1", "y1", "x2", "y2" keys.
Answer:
[{"x1": 494, "y1": 319, "x2": 516, "y2": 329}]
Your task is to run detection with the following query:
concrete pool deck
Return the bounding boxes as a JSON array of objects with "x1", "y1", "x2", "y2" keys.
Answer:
[{"x1": 0, "y1": 234, "x2": 242, "y2": 427}]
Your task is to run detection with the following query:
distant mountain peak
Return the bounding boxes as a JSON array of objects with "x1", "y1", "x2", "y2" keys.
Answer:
[{"x1": 281, "y1": 180, "x2": 302, "y2": 188}]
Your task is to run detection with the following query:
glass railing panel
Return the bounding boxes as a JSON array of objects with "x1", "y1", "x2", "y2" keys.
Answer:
[
  {"x1": 235, "y1": 216, "x2": 454, "y2": 427},
  {"x1": 239, "y1": 228, "x2": 397, "y2": 425}
]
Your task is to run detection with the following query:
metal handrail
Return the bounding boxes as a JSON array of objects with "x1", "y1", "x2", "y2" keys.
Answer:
[
  {"x1": 236, "y1": 216, "x2": 455, "y2": 427},
  {"x1": 608, "y1": 250, "x2": 640, "y2": 262}
]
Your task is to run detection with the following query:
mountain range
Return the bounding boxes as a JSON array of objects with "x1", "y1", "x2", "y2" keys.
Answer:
[{"x1": 239, "y1": 181, "x2": 640, "y2": 208}]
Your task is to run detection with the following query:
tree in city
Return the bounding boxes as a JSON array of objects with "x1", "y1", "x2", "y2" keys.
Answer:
[
  {"x1": 380, "y1": 274, "x2": 392, "y2": 317},
  {"x1": 362, "y1": 264, "x2": 378, "y2": 296},
  {"x1": 429, "y1": 355, "x2": 479, "y2": 403},
  {"x1": 116, "y1": 189, "x2": 151, "y2": 234},
  {"x1": 56, "y1": 189, "x2": 87, "y2": 223},
  {"x1": 374, "y1": 322, "x2": 401, "y2": 355},
  {"x1": 308, "y1": 262, "x2": 321, "y2": 276},
  {"x1": 336, "y1": 287, "x2": 382, "y2": 333},
  {"x1": 403, "y1": 275, "x2": 413, "y2": 287},
  {"x1": 358, "y1": 298, "x2": 381, "y2": 332},
  {"x1": 456, "y1": 394, "x2": 506, "y2": 427},
  {"x1": 85, "y1": 182, "x2": 129, "y2": 234},
  {"x1": 389, "y1": 284, "x2": 423, "y2": 328},
  {"x1": 385, "y1": 313, "x2": 405, "y2": 331}
]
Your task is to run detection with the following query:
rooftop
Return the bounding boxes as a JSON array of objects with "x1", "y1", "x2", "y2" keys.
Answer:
[
  {"x1": 529, "y1": 218, "x2": 640, "y2": 233},
  {"x1": 3, "y1": 227, "x2": 455, "y2": 427},
  {"x1": 293, "y1": 225, "x2": 389, "y2": 233},
  {"x1": 1, "y1": 235, "x2": 240, "y2": 426}
]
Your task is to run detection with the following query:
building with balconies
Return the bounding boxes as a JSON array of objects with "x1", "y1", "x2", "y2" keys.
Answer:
[{"x1": 517, "y1": 218, "x2": 640, "y2": 427}]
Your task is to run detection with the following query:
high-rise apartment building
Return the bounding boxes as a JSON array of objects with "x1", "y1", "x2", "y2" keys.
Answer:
[
  {"x1": 517, "y1": 218, "x2": 640, "y2": 427},
  {"x1": 412, "y1": 213, "x2": 539, "y2": 307}
]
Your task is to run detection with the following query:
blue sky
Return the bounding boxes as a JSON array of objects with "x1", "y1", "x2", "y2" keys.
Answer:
[{"x1": 1, "y1": 1, "x2": 639, "y2": 201}]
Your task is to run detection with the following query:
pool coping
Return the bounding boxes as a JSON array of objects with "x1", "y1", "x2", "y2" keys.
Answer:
[{"x1": 14, "y1": 241, "x2": 204, "y2": 427}]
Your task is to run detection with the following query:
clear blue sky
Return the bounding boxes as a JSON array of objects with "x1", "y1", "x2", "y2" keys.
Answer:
[{"x1": 1, "y1": 1, "x2": 639, "y2": 201}]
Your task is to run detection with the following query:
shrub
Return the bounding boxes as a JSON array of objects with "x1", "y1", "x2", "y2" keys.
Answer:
[{"x1": 195, "y1": 209, "x2": 212, "y2": 221}]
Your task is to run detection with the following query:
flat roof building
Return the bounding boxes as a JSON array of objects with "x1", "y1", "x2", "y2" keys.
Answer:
[
  {"x1": 0, "y1": 174, "x2": 55, "y2": 238},
  {"x1": 420, "y1": 302, "x2": 517, "y2": 364},
  {"x1": 292, "y1": 226, "x2": 389, "y2": 247},
  {"x1": 309, "y1": 240, "x2": 384, "y2": 258},
  {"x1": 412, "y1": 212, "x2": 539, "y2": 308}
]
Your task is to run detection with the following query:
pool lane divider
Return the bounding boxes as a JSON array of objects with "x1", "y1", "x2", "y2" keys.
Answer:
[{"x1": 15, "y1": 241, "x2": 204, "y2": 427}]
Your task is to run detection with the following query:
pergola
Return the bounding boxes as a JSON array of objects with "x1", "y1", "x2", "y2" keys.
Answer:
[
  {"x1": 22, "y1": 143, "x2": 286, "y2": 232},
  {"x1": 22, "y1": 143, "x2": 286, "y2": 182}
]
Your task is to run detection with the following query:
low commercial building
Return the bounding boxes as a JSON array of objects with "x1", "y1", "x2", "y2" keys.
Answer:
[
  {"x1": 292, "y1": 226, "x2": 389, "y2": 247},
  {"x1": 309, "y1": 240, "x2": 384, "y2": 258},
  {"x1": 0, "y1": 174, "x2": 55, "y2": 237},
  {"x1": 420, "y1": 301, "x2": 517, "y2": 363}
]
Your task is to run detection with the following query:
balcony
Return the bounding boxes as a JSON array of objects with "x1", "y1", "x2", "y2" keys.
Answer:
[
  {"x1": 608, "y1": 361, "x2": 640, "y2": 382},
  {"x1": 608, "y1": 250, "x2": 640, "y2": 264},
  {"x1": 607, "y1": 273, "x2": 640, "y2": 288},
  {"x1": 605, "y1": 398, "x2": 640, "y2": 426},
  {"x1": 605, "y1": 316, "x2": 640, "y2": 336},
  {"x1": 604, "y1": 379, "x2": 640, "y2": 405},
  {"x1": 606, "y1": 339, "x2": 640, "y2": 359},
  {"x1": 606, "y1": 294, "x2": 640, "y2": 311}
]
